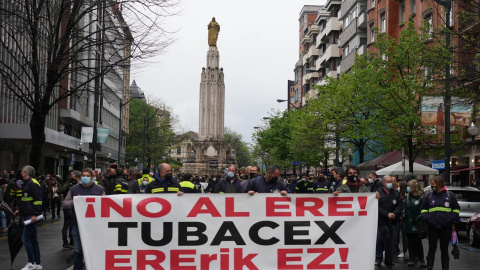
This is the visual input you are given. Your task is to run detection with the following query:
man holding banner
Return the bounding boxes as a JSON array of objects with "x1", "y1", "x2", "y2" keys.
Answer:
[
  {"x1": 145, "y1": 163, "x2": 183, "y2": 195},
  {"x1": 63, "y1": 168, "x2": 104, "y2": 270},
  {"x1": 245, "y1": 165, "x2": 288, "y2": 195}
]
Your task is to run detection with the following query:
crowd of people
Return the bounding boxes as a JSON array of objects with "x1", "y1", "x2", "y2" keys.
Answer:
[{"x1": 0, "y1": 164, "x2": 461, "y2": 270}]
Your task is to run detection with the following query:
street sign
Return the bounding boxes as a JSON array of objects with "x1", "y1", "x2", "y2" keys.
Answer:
[
  {"x1": 432, "y1": 160, "x2": 445, "y2": 170},
  {"x1": 291, "y1": 161, "x2": 300, "y2": 166},
  {"x1": 209, "y1": 159, "x2": 218, "y2": 168}
]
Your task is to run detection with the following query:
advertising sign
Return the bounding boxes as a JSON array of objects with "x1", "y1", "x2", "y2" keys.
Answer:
[{"x1": 97, "y1": 127, "x2": 110, "y2": 144}]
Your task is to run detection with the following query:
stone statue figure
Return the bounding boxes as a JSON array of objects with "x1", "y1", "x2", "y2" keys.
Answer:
[{"x1": 208, "y1": 17, "x2": 220, "y2": 47}]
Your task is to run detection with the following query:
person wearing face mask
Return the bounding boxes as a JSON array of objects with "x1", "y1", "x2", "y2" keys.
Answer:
[
  {"x1": 145, "y1": 163, "x2": 183, "y2": 195},
  {"x1": 403, "y1": 180, "x2": 427, "y2": 267},
  {"x1": 245, "y1": 165, "x2": 288, "y2": 195},
  {"x1": 313, "y1": 175, "x2": 330, "y2": 193},
  {"x1": 421, "y1": 176, "x2": 459, "y2": 270},
  {"x1": 240, "y1": 165, "x2": 259, "y2": 192},
  {"x1": 214, "y1": 165, "x2": 242, "y2": 193},
  {"x1": 128, "y1": 169, "x2": 153, "y2": 194},
  {"x1": 332, "y1": 166, "x2": 370, "y2": 195},
  {"x1": 63, "y1": 168, "x2": 104, "y2": 270},
  {"x1": 375, "y1": 175, "x2": 403, "y2": 266},
  {"x1": 57, "y1": 170, "x2": 79, "y2": 250},
  {"x1": 367, "y1": 172, "x2": 383, "y2": 192},
  {"x1": 113, "y1": 168, "x2": 129, "y2": 194},
  {"x1": 295, "y1": 173, "x2": 312, "y2": 193}
]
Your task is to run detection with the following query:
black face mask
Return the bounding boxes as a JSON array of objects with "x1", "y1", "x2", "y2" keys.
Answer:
[
  {"x1": 347, "y1": 175, "x2": 358, "y2": 183},
  {"x1": 269, "y1": 176, "x2": 278, "y2": 184},
  {"x1": 250, "y1": 173, "x2": 257, "y2": 179},
  {"x1": 164, "y1": 173, "x2": 173, "y2": 181},
  {"x1": 123, "y1": 175, "x2": 129, "y2": 179}
]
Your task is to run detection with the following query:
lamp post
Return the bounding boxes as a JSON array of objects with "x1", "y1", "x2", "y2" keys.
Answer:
[
  {"x1": 277, "y1": 99, "x2": 299, "y2": 110},
  {"x1": 434, "y1": 0, "x2": 452, "y2": 184},
  {"x1": 118, "y1": 96, "x2": 142, "y2": 167}
]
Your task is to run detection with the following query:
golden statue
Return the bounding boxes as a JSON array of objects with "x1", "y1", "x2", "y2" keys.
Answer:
[{"x1": 208, "y1": 17, "x2": 220, "y2": 47}]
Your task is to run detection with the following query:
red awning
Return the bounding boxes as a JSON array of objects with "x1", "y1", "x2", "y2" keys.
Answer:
[{"x1": 451, "y1": 166, "x2": 480, "y2": 173}]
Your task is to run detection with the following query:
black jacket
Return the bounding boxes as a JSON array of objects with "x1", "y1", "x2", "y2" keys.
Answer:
[
  {"x1": 145, "y1": 173, "x2": 181, "y2": 193},
  {"x1": 18, "y1": 178, "x2": 43, "y2": 217},
  {"x1": 377, "y1": 187, "x2": 403, "y2": 227}
]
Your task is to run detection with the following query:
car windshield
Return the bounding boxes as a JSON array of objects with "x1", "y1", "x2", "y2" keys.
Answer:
[{"x1": 450, "y1": 190, "x2": 480, "y2": 202}]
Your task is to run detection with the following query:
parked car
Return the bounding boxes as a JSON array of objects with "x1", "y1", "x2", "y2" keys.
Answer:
[
  {"x1": 467, "y1": 212, "x2": 480, "y2": 247},
  {"x1": 423, "y1": 186, "x2": 480, "y2": 231}
]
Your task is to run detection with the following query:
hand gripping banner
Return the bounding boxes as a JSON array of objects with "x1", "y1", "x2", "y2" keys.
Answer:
[{"x1": 74, "y1": 193, "x2": 378, "y2": 270}]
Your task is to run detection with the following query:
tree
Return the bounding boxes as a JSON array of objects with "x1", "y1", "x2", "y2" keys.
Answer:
[
  {"x1": 364, "y1": 18, "x2": 458, "y2": 171},
  {"x1": 126, "y1": 98, "x2": 176, "y2": 170},
  {"x1": 0, "y1": 0, "x2": 179, "y2": 170},
  {"x1": 253, "y1": 110, "x2": 294, "y2": 171},
  {"x1": 223, "y1": 127, "x2": 253, "y2": 168}
]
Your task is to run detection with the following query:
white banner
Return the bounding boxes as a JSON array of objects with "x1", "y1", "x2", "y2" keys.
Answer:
[
  {"x1": 80, "y1": 127, "x2": 94, "y2": 143},
  {"x1": 74, "y1": 193, "x2": 378, "y2": 270}
]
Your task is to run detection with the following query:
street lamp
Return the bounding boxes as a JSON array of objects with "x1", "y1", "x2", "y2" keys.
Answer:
[
  {"x1": 434, "y1": 0, "x2": 452, "y2": 184},
  {"x1": 118, "y1": 96, "x2": 142, "y2": 167},
  {"x1": 277, "y1": 99, "x2": 299, "y2": 109}
]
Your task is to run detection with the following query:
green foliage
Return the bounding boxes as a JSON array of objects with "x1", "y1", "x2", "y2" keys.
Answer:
[
  {"x1": 224, "y1": 127, "x2": 254, "y2": 168},
  {"x1": 126, "y1": 99, "x2": 176, "y2": 168}
]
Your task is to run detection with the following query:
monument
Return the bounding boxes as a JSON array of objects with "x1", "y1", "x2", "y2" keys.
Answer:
[{"x1": 182, "y1": 18, "x2": 236, "y2": 175}]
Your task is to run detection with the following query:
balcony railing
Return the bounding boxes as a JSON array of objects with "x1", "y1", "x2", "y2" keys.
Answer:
[
  {"x1": 338, "y1": 17, "x2": 358, "y2": 48},
  {"x1": 340, "y1": 0, "x2": 357, "y2": 20},
  {"x1": 341, "y1": 47, "x2": 357, "y2": 73}
]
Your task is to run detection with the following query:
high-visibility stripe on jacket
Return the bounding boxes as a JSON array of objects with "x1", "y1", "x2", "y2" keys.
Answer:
[{"x1": 151, "y1": 187, "x2": 180, "y2": 193}]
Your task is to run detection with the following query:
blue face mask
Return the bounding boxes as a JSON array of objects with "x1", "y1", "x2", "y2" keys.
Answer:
[
  {"x1": 386, "y1": 183, "x2": 393, "y2": 190},
  {"x1": 227, "y1": 172, "x2": 235, "y2": 179},
  {"x1": 81, "y1": 177, "x2": 91, "y2": 185},
  {"x1": 406, "y1": 186, "x2": 411, "y2": 193}
]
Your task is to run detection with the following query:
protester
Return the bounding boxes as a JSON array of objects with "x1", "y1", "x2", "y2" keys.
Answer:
[
  {"x1": 396, "y1": 180, "x2": 409, "y2": 259},
  {"x1": 404, "y1": 179, "x2": 426, "y2": 267},
  {"x1": 14, "y1": 165, "x2": 43, "y2": 270},
  {"x1": 145, "y1": 163, "x2": 183, "y2": 195},
  {"x1": 421, "y1": 176, "x2": 460, "y2": 270},
  {"x1": 313, "y1": 175, "x2": 330, "y2": 193},
  {"x1": 180, "y1": 173, "x2": 199, "y2": 193},
  {"x1": 294, "y1": 173, "x2": 312, "y2": 193},
  {"x1": 245, "y1": 165, "x2": 288, "y2": 195},
  {"x1": 57, "y1": 171, "x2": 79, "y2": 250},
  {"x1": 214, "y1": 165, "x2": 242, "y2": 193},
  {"x1": 113, "y1": 168, "x2": 128, "y2": 194},
  {"x1": 367, "y1": 172, "x2": 383, "y2": 192},
  {"x1": 103, "y1": 168, "x2": 116, "y2": 195},
  {"x1": 375, "y1": 175, "x2": 403, "y2": 267},
  {"x1": 333, "y1": 166, "x2": 370, "y2": 195},
  {"x1": 63, "y1": 168, "x2": 104, "y2": 270},
  {"x1": 49, "y1": 177, "x2": 62, "y2": 220},
  {"x1": 329, "y1": 167, "x2": 346, "y2": 192}
]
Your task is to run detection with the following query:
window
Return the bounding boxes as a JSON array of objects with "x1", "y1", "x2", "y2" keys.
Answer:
[
  {"x1": 344, "y1": 45, "x2": 350, "y2": 57},
  {"x1": 380, "y1": 13, "x2": 386, "y2": 33},
  {"x1": 370, "y1": 23, "x2": 375, "y2": 42},
  {"x1": 424, "y1": 13, "x2": 433, "y2": 35},
  {"x1": 370, "y1": 0, "x2": 375, "y2": 9},
  {"x1": 410, "y1": 0, "x2": 416, "y2": 15},
  {"x1": 445, "y1": 6, "x2": 453, "y2": 27},
  {"x1": 345, "y1": 15, "x2": 350, "y2": 27},
  {"x1": 177, "y1": 146, "x2": 181, "y2": 155},
  {"x1": 400, "y1": 0, "x2": 406, "y2": 22}
]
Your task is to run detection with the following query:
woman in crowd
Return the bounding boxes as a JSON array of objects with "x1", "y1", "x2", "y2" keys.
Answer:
[{"x1": 404, "y1": 179, "x2": 426, "y2": 267}]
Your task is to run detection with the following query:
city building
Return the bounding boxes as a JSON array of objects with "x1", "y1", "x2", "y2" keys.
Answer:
[
  {"x1": 0, "y1": 2, "x2": 132, "y2": 176},
  {"x1": 338, "y1": 0, "x2": 367, "y2": 74}
]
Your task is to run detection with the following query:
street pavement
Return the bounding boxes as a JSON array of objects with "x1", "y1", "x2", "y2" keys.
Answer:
[{"x1": 0, "y1": 217, "x2": 479, "y2": 269}]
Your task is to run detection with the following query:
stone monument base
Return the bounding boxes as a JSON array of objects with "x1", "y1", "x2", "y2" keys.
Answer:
[{"x1": 182, "y1": 139, "x2": 236, "y2": 176}]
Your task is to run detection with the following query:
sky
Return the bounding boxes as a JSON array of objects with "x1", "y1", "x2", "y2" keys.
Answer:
[{"x1": 132, "y1": 0, "x2": 326, "y2": 144}]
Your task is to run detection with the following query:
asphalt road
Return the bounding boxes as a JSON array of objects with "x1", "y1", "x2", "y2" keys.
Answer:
[{"x1": 0, "y1": 217, "x2": 479, "y2": 270}]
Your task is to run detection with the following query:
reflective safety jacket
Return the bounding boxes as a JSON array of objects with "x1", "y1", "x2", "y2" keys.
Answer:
[
  {"x1": 180, "y1": 180, "x2": 198, "y2": 193},
  {"x1": 313, "y1": 179, "x2": 331, "y2": 193},
  {"x1": 294, "y1": 179, "x2": 312, "y2": 193},
  {"x1": 137, "y1": 174, "x2": 154, "y2": 186},
  {"x1": 114, "y1": 177, "x2": 129, "y2": 194},
  {"x1": 18, "y1": 178, "x2": 42, "y2": 217},
  {"x1": 421, "y1": 189, "x2": 460, "y2": 229},
  {"x1": 145, "y1": 173, "x2": 181, "y2": 194}
]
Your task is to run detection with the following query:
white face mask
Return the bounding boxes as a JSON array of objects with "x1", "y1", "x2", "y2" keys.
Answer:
[
  {"x1": 368, "y1": 178, "x2": 373, "y2": 184},
  {"x1": 142, "y1": 181, "x2": 148, "y2": 186}
]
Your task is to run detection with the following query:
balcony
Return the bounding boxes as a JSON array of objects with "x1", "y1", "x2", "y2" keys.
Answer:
[
  {"x1": 303, "y1": 71, "x2": 320, "y2": 86},
  {"x1": 340, "y1": 48, "x2": 357, "y2": 73},
  {"x1": 303, "y1": 46, "x2": 320, "y2": 63},
  {"x1": 339, "y1": 17, "x2": 358, "y2": 48},
  {"x1": 317, "y1": 18, "x2": 341, "y2": 44},
  {"x1": 357, "y1": 9, "x2": 367, "y2": 28},
  {"x1": 357, "y1": 43, "x2": 367, "y2": 55},
  {"x1": 340, "y1": 0, "x2": 357, "y2": 20},
  {"x1": 461, "y1": 8, "x2": 480, "y2": 33},
  {"x1": 326, "y1": 70, "x2": 337, "y2": 79},
  {"x1": 317, "y1": 44, "x2": 340, "y2": 69}
]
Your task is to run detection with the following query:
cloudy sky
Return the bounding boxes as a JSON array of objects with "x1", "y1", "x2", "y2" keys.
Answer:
[{"x1": 132, "y1": 0, "x2": 326, "y2": 144}]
